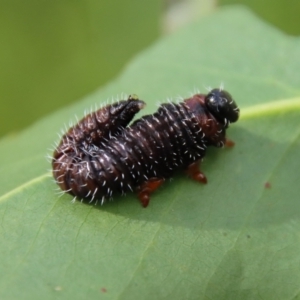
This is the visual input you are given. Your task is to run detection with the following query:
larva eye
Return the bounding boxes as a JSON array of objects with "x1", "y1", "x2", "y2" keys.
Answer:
[{"x1": 205, "y1": 89, "x2": 239, "y2": 124}]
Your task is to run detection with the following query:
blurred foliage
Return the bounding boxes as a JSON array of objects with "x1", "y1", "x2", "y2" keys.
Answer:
[
  {"x1": 0, "y1": 0, "x2": 160, "y2": 137},
  {"x1": 162, "y1": 0, "x2": 216, "y2": 33},
  {"x1": 219, "y1": 0, "x2": 300, "y2": 35},
  {"x1": 1, "y1": 0, "x2": 299, "y2": 138}
]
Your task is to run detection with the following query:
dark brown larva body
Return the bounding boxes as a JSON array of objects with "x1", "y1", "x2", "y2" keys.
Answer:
[{"x1": 52, "y1": 89, "x2": 239, "y2": 207}]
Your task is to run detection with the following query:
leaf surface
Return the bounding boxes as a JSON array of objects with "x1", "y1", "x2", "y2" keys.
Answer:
[{"x1": 1, "y1": 6, "x2": 300, "y2": 300}]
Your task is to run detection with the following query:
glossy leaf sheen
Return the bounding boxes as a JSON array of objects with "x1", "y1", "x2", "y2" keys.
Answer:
[{"x1": 1, "y1": 7, "x2": 300, "y2": 300}]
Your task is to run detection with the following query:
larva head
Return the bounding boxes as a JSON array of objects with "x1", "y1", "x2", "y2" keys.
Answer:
[{"x1": 205, "y1": 89, "x2": 239, "y2": 125}]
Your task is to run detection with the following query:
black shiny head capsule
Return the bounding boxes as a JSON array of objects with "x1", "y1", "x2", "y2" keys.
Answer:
[{"x1": 205, "y1": 89, "x2": 239, "y2": 125}]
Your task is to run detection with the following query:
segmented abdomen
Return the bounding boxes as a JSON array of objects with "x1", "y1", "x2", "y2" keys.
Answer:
[{"x1": 52, "y1": 100, "x2": 207, "y2": 203}]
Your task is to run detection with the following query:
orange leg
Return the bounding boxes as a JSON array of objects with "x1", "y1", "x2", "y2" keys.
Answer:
[
  {"x1": 185, "y1": 161, "x2": 207, "y2": 184},
  {"x1": 137, "y1": 178, "x2": 165, "y2": 208},
  {"x1": 225, "y1": 138, "x2": 235, "y2": 147}
]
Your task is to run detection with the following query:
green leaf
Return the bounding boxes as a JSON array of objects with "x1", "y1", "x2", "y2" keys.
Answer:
[
  {"x1": 1, "y1": 6, "x2": 300, "y2": 299},
  {"x1": 0, "y1": 0, "x2": 160, "y2": 137},
  {"x1": 220, "y1": 0, "x2": 300, "y2": 35}
]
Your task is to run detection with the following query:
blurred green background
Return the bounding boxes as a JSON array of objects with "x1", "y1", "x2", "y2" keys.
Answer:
[{"x1": 0, "y1": 0, "x2": 300, "y2": 138}]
